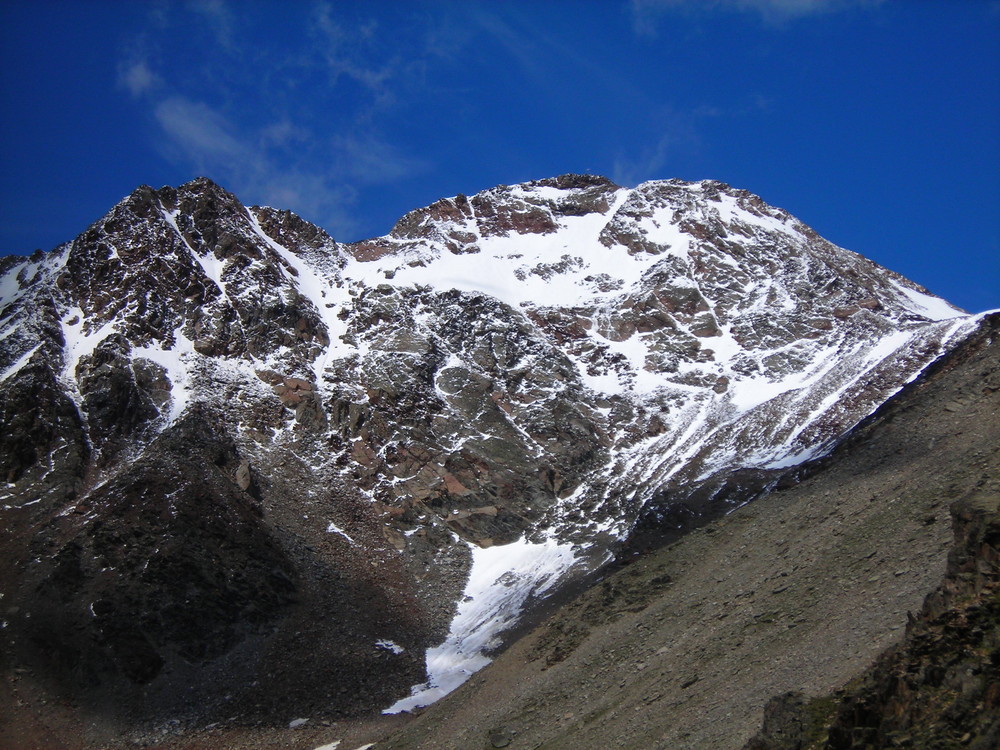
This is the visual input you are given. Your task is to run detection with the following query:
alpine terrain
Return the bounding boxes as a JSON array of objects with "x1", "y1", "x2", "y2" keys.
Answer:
[{"x1": 0, "y1": 174, "x2": 993, "y2": 748}]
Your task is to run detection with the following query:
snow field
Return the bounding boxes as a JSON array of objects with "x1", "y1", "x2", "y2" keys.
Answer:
[{"x1": 384, "y1": 536, "x2": 578, "y2": 713}]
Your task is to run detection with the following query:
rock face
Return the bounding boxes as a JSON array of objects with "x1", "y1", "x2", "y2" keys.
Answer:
[
  {"x1": 743, "y1": 492, "x2": 1000, "y2": 750},
  {"x1": 373, "y1": 312, "x2": 1000, "y2": 750},
  {"x1": 822, "y1": 489, "x2": 1000, "y2": 750},
  {"x1": 0, "y1": 175, "x2": 986, "y2": 731}
]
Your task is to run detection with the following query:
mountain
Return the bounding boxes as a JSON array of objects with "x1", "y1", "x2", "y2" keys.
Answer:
[
  {"x1": 0, "y1": 175, "x2": 988, "y2": 744},
  {"x1": 375, "y1": 308, "x2": 1000, "y2": 750}
]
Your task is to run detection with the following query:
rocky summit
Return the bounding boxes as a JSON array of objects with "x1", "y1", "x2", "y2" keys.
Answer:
[{"x1": 0, "y1": 175, "x2": 990, "y2": 744}]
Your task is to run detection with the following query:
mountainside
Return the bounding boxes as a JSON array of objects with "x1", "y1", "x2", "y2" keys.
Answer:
[
  {"x1": 0, "y1": 175, "x2": 987, "y2": 742},
  {"x1": 375, "y1": 312, "x2": 1000, "y2": 750}
]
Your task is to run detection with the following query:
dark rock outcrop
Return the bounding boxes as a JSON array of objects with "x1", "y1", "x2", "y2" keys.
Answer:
[{"x1": 819, "y1": 493, "x2": 999, "y2": 750}]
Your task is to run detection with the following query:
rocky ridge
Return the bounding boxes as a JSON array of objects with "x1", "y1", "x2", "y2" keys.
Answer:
[{"x1": 0, "y1": 174, "x2": 986, "y2": 736}]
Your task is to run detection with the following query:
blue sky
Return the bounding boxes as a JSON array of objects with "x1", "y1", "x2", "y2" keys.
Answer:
[{"x1": 1, "y1": 0, "x2": 997, "y2": 312}]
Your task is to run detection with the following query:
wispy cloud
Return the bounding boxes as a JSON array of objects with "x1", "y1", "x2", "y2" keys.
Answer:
[
  {"x1": 258, "y1": 118, "x2": 309, "y2": 148},
  {"x1": 116, "y1": 1, "x2": 440, "y2": 239},
  {"x1": 611, "y1": 106, "x2": 706, "y2": 187},
  {"x1": 312, "y1": 4, "x2": 386, "y2": 76},
  {"x1": 188, "y1": 0, "x2": 236, "y2": 50},
  {"x1": 332, "y1": 134, "x2": 428, "y2": 185},
  {"x1": 468, "y1": 6, "x2": 650, "y2": 108},
  {"x1": 613, "y1": 135, "x2": 674, "y2": 188},
  {"x1": 631, "y1": 0, "x2": 884, "y2": 33},
  {"x1": 153, "y1": 94, "x2": 362, "y2": 236},
  {"x1": 154, "y1": 97, "x2": 244, "y2": 167},
  {"x1": 458, "y1": 5, "x2": 727, "y2": 188},
  {"x1": 118, "y1": 59, "x2": 159, "y2": 97}
]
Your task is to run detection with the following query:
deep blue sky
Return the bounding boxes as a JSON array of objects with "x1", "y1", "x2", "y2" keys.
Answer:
[{"x1": 1, "y1": 1, "x2": 997, "y2": 312}]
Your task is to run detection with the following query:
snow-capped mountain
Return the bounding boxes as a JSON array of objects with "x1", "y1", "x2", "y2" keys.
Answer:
[{"x1": 0, "y1": 174, "x2": 985, "y2": 724}]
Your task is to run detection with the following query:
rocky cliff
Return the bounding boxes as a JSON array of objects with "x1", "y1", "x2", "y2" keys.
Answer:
[{"x1": 0, "y1": 175, "x2": 987, "y2": 742}]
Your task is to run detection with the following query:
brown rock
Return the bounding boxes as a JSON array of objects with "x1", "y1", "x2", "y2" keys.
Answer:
[{"x1": 442, "y1": 472, "x2": 472, "y2": 496}]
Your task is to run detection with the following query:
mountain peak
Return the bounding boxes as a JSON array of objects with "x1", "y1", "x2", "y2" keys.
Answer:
[
  {"x1": 0, "y1": 174, "x2": 984, "y2": 729},
  {"x1": 528, "y1": 173, "x2": 620, "y2": 190}
]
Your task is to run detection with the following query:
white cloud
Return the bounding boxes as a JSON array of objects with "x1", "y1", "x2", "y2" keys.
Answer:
[
  {"x1": 118, "y1": 59, "x2": 158, "y2": 97},
  {"x1": 631, "y1": 0, "x2": 884, "y2": 33},
  {"x1": 116, "y1": 2, "x2": 444, "y2": 239},
  {"x1": 154, "y1": 97, "x2": 245, "y2": 167}
]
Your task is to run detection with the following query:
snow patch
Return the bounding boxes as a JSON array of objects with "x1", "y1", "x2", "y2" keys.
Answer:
[
  {"x1": 326, "y1": 521, "x2": 359, "y2": 546},
  {"x1": 0, "y1": 260, "x2": 29, "y2": 305},
  {"x1": 60, "y1": 308, "x2": 117, "y2": 382},
  {"x1": 160, "y1": 208, "x2": 225, "y2": 286},
  {"x1": 245, "y1": 207, "x2": 354, "y2": 377},
  {"x1": 312, "y1": 741, "x2": 376, "y2": 750},
  {"x1": 376, "y1": 639, "x2": 404, "y2": 654},
  {"x1": 891, "y1": 280, "x2": 965, "y2": 321},
  {"x1": 384, "y1": 536, "x2": 578, "y2": 713},
  {"x1": 131, "y1": 326, "x2": 199, "y2": 424},
  {"x1": 0, "y1": 344, "x2": 41, "y2": 384}
]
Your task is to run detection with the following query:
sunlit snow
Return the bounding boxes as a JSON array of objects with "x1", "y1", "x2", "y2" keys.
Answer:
[
  {"x1": 0, "y1": 343, "x2": 41, "y2": 385},
  {"x1": 384, "y1": 536, "x2": 578, "y2": 713},
  {"x1": 131, "y1": 326, "x2": 199, "y2": 425},
  {"x1": 344, "y1": 188, "x2": 671, "y2": 309},
  {"x1": 891, "y1": 280, "x2": 965, "y2": 321}
]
